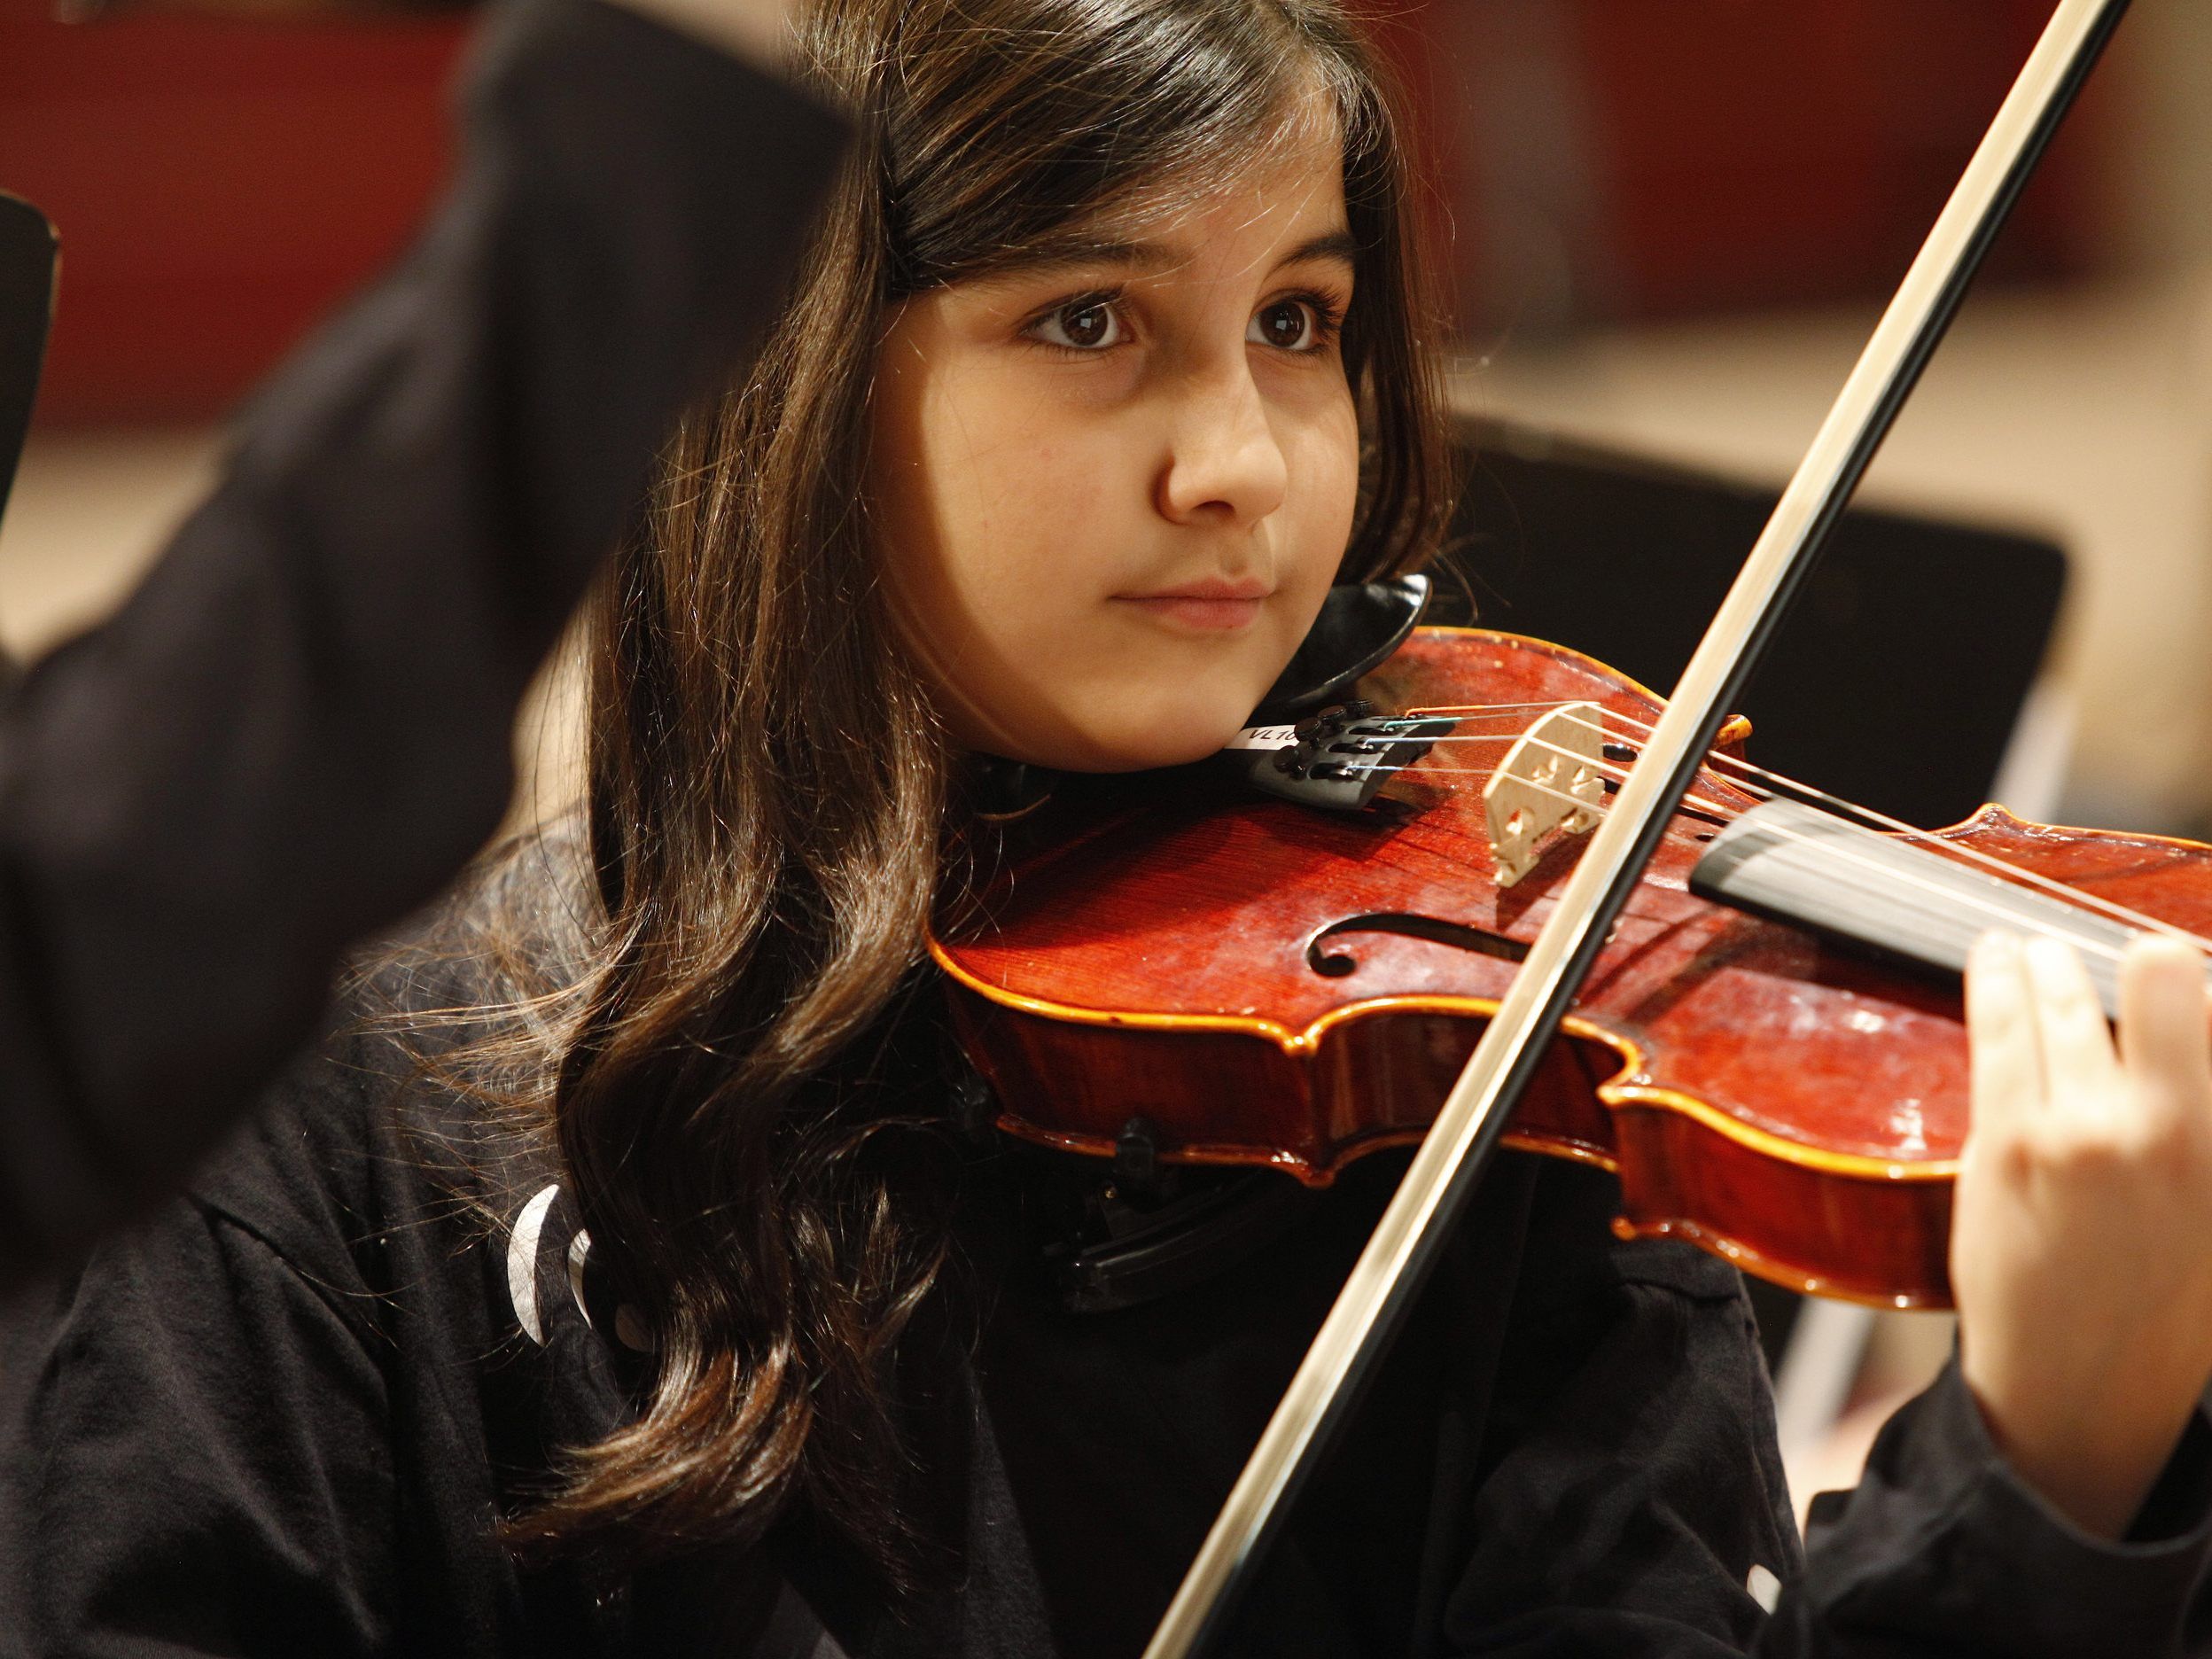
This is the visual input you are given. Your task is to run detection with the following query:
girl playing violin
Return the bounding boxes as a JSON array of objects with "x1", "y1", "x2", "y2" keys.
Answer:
[{"x1": 7, "y1": 0, "x2": 2212, "y2": 1654}]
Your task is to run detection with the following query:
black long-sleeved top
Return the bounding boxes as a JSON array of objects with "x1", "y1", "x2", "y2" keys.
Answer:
[
  {"x1": 3, "y1": 835, "x2": 2209, "y2": 1658},
  {"x1": 0, "y1": 0, "x2": 845, "y2": 1277}
]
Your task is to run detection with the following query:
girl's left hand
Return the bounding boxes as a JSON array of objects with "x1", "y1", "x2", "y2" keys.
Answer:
[{"x1": 1952, "y1": 930, "x2": 2212, "y2": 1538}]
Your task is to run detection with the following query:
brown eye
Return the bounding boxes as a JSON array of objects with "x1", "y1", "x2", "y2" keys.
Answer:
[
  {"x1": 1250, "y1": 299, "x2": 1317, "y2": 351},
  {"x1": 1032, "y1": 299, "x2": 1125, "y2": 351}
]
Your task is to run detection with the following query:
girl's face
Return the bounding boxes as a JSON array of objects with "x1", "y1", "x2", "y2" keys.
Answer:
[{"x1": 868, "y1": 122, "x2": 1361, "y2": 772}]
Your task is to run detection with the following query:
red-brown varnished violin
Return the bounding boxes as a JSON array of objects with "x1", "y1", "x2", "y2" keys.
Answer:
[{"x1": 932, "y1": 626, "x2": 2212, "y2": 1312}]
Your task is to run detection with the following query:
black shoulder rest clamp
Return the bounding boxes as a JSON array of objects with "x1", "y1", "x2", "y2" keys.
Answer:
[{"x1": 1214, "y1": 572, "x2": 1456, "y2": 810}]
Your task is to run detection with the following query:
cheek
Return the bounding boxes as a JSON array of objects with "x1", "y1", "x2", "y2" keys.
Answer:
[
  {"x1": 903, "y1": 386, "x2": 1130, "y2": 619},
  {"x1": 1281, "y1": 393, "x2": 1364, "y2": 589},
  {"x1": 872, "y1": 365, "x2": 1149, "y2": 753}
]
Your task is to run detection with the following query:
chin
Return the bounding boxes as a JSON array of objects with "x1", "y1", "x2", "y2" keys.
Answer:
[
  {"x1": 1021, "y1": 732, "x2": 1211, "y2": 775},
  {"x1": 1054, "y1": 694, "x2": 1264, "y2": 774}
]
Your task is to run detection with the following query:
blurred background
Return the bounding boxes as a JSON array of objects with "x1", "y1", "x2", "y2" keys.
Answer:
[{"x1": 4, "y1": 0, "x2": 2207, "y2": 1523}]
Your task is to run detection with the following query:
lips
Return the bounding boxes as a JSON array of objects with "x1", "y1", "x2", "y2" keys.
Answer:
[{"x1": 1115, "y1": 576, "x2": 1273, "y2": 632}]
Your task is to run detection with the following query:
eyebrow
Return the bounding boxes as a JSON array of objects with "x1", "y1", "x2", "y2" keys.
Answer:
[{"x1": 986, "y1": 227, "x2": 1361, "y2": 282}]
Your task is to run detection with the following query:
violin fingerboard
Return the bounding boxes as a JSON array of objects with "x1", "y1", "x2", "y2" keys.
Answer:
[{"x1": 1688, "y1": 798, "x2": 2135, "y2": 1016}]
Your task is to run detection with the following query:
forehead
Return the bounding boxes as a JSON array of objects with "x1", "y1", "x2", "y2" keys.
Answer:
[{"x1": 968, "y1": 119, "x2": 1354, "y2": 287}]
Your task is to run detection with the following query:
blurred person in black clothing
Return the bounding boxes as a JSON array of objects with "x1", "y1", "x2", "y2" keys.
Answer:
[{"x1": 0, "y1": 0, "x2": 841, "y2": 1275}]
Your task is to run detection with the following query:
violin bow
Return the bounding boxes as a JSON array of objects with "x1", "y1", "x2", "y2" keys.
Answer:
[
  {"x1": 1144, "y1": 2, "x2": 2134, "y2": 1653},
  {"x1": 0, "y1": 193, "x2": 58, "y2": 542}
]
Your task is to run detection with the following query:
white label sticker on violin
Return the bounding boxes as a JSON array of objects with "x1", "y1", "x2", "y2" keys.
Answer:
[{"x1": 1226, "y1": 725, "x2": 1297, "y2": 752}]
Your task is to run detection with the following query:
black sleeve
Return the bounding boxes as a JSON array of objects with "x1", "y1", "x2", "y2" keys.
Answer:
[
  {"x1": 1779, "y1": 1359, "x2": 2212, "y2": 1656},
  {"x1": 1441, "y1": 1172, "x2": 2212, "y2": 1655},
  {"x1": 0, "y1": 1202, "x2": 397, "y2": 1656},
  {"x1": 0, "y1": 0, "x2": 847, "y2": 1278}
]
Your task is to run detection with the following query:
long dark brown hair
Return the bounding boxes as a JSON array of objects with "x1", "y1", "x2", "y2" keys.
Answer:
[{"x1": 497, "y1": 0, "x2": 1454, "y2": 1589}]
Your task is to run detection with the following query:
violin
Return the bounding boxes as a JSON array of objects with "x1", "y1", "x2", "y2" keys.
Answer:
[{"x1": 934, "y1": 622, "x2": 2212, "y2": 1312}]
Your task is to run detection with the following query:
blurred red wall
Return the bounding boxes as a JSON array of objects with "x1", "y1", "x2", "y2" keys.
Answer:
[
  {"x1": 1376, "y1": 0, "x2": 2102, "y2": 333},
  {"x1": 1, "y1": 2, "x2": 2103, "y2": 426},
  {"x1": 0, "y1": 7, "x2": 464, "y2": 426}
]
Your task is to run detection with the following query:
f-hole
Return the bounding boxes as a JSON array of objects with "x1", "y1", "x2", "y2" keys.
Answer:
[{"x1": 1305, "y1": 912, "x2": 1532, "y2": 978}]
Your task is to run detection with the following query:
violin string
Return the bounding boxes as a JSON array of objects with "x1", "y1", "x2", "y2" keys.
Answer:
[
  {"x1": 1414, "y1": 731, "x2": 2194, "y2": 960},
  {"x1": 1361, "y1": 704, "x2": 2212, "y2": 955},
  {"x1": 1398, "y1": 699, "x2": 1584, "y2": 719},
  {"x1": 1392, "y1": 753, "x2": 1742, "y2": 826},
  {"x1": 1366, "y1": 715, "x2": 2156, "y2": 961},
  {"x1": 1310, "y1": 684, "x2": 2209, "y2": 953},
  {"x1": 1541, "y1": 705, "x2": 2212, "y2": 956},
  {"x1": 1377, "y1": 716, "x2": 1749, "y2": 822},
  {"x1": 1465, "y1": 765, "x2": 2135, "y2": 968}
]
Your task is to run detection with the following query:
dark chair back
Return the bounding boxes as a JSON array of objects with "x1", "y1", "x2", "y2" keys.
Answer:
[{"x1": 1437, "y1": 417, "x2": 2068, "y2": 830}]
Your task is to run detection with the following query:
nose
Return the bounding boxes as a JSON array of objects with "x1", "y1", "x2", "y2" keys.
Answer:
[{"x1": 1156, "y1": 360, "x2": 1290, "y2": 529}]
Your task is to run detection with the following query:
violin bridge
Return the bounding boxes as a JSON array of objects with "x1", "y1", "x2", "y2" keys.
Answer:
[{"x1": 1484, "y1": 702, "x2": 1608, "y2": 888}]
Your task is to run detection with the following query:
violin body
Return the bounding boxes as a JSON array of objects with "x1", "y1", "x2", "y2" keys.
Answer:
[{"x1": 933, "y1": 627, "x2": 2212, "y2": 1309}]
